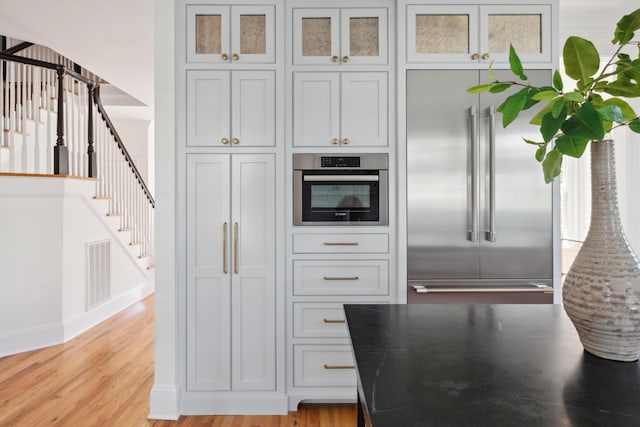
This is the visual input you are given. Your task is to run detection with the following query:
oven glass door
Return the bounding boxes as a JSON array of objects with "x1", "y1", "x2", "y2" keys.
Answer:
[{"x1": 301, "y1": 171, "x2": 380, "y2": 223}]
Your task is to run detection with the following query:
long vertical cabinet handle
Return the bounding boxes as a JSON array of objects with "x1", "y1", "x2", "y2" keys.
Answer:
[
  {"x1": 468, "y1": 106, "x2": 479, "y2": 242},
  {"x1": 233, "y1": 222, "x2": 239, "y2": 274},
  {"x1": 223, "y1": 222, "x2": 228, "y2": 274},
  {"x1": 487, "y1": 106, "x2": 497, "y2": 242}
]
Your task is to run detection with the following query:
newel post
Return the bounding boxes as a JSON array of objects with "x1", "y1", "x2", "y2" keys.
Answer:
[
  {"x1": 53, "y1": 65, "x2": 68, "y2": 175},
  {"x1": 87, "y1": 82, "x2": 97, "y2": 178}
]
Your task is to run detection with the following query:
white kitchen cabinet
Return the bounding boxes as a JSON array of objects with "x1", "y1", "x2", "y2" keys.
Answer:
[
  {"x1": 186, "y1": 4, "x2": 275, "y2": 64},
  {"x1": 293, "y1": 260, "x2": 389, "y2": 296},
  {"x1": 293, "y1": 72, "x2": 387, "y2": 147},
  {"x1": 187, "y1": 70, "x2": 275, "y2": 147},
  {"x1": 186, "y1": 153, "x2": 276, "y2": 392},
  {"x1": 293, "y1": 8, "x2": 387, "y2": 65},
  {"x1": 293, "y1": 345, "x2": 357, "y2": 387},
  {"x1": 406, "y1": 4, "x2": 551, "y2": 64}
]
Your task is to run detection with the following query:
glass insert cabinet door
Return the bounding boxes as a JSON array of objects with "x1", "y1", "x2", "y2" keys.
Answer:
[
  {"x1": 407, "y1": 4, "x2": 551, "y2": 64},
  {"x1": 186, "y1": 5, "x2": 275, "y2": 63},
  {"x1": 293, "y1": 8, "x2": 388, "y2": 65}
]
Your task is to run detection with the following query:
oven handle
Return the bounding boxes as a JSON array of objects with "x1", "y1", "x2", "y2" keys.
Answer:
[{"x1": 303, "y1": 175, "x2": 379, "y2": 182}]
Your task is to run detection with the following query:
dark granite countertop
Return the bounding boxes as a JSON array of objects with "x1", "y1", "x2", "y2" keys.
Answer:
[{"x1": 344, "y1": 304, "x2": 640, "y2": 427}]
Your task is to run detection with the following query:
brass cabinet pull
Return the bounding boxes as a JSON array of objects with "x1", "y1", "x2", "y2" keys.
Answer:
[
  {"x1": 342, "y1": 56, "x2": 350, "y2": 63},
  {"x1": 342, "y1": 138, "x2": 349, "y2": 145},
  {"x1": 471, "y1": 53, "x2": 479, "y2": 60},
  {"x1": 232, "y1": 53, "x2": 240, "y2": 61},
  {"x1": 332, "y1": 138, "x2": 339, "y2": 145},
  {"x1": 323, "y1": 242, "x2": 359, "y2": 246},
  {"x1": 222, "y1": 223, "x2": 228, "y2": 274},
  {"x1": 482, "y1": 53, "x2": 490, "y2": 60},
  {"x1": 323, "y1": 276, "x2": 359, "y2": 281},
  {"x1": 232, "y1": 138, "x2": 240, "y2": 145},
  {"x1": 221, "y1": 138, "x2": 229, "y2": 145},
  {"x1": 324, "y1": 364, "x2": 355, "y2": 370},
  {"x1": 233, "y1": 222, "x2": 238, "y2": 274},
  {"x1": 331, "y1": 55, "x2": 339, "y2": 63},
  {"x1": 323, "y1": 318, "x2": 346, "y2": 323},
  {"x1": 221, "y1": 53, "x2": 229, "y2": 60}
]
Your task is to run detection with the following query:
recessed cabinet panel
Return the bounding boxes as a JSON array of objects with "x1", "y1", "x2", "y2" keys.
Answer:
[
  {"x1": 293, "y1": 260, "x2": 389, "y2": 296},
  {"x1": 341, "y1": 72, "x2": 387, "y2": 146},
  {"x1": 232, "y1": 71, "x2": 275, "y2": 146},
  {"x1": 341, "y1": 9, "x2": 387, "y2": 65},
  {"x1": 294, "y1": 345, "x2": 356, "y2": 387},
  {"x1": 293, "y1": 73, "x2": 340, "y2": 147},
  {"x1": 187, "y1": 70, "x2": 230, "y2": 147},
  {"x1": 293, "y1": 303, "x2": 349, "y2": 338},
  {"x1": 187, "y1": 4, "x2": 274, "y2": 63},
  {"x1": 294, "y1": 9, "x2": 340, "y2": 65}
]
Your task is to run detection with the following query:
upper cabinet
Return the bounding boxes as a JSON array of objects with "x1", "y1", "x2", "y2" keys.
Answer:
[
  {"x1": 406, "y1": 4, "x2": 551, "y2": 64},
  {"x1": 186, "y1": 5, "x2": 275, "y2": 64},
  {"x1": 293, "y1": 8, "x2": 388, "y2": 65}
]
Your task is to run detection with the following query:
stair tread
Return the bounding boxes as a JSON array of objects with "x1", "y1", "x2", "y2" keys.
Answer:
[
  {"x1": 106, "y1": 212, "x2": 124, "y2": 217},
  {"x1": 147, "y1": 264, "x2": 155, "y2": 270},
  {"x1": 118, "y1": 228, "x2": 134, "y2": 232},
  {"x1": 129, "y1": 241, "x2": 143, "y2": 246},
  {"x1": 93, "y1": 196, "x2": 112, "y2": 200}
]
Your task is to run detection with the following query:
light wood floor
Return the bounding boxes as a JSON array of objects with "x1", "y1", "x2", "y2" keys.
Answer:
[{"x1": 0, "y1": 295, "x2": 356, "y2": 426}]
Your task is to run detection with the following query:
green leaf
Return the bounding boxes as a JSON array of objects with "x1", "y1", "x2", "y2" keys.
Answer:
[
  {"x1": 602, "y1": 98, "x2": 638, "y2": 121},
  {"x1": 488, "y1": 63, "x2": 496, "y2": 81},
  {"x1": 563, "y1": 36, "x2": 600, "y2": 85},
  {"x1": 563, "y1": 91, "x2": 585, "y2": 103},
  {"x1": 555, "y1": 135, "x2": 590, "y2": 158},
  {"x1": 630, "y1": 119, "x2": 640, "y2": 133},
  {"x1": 497, "y1": 87, "x2": 530, "y2": 127},
  {"x1": 540, "y1": 105, "x2": 568, "y2": 142},
  {"x1": 523, "y1": 138, "x2": 543, "y2": 146},
  {"x1": 509, "y1": 45, "x2": 527, "y2": 80},
  {"x1": 552, "y1": 98, "x2": 566, "y2": 118},
  {"x1": 542, "y1": 150, "x2": 563, "y2": 183},
  {"x1": 530, "y1": 99, "x2": 556, "y2": 125},
  {"x1": 535, "y1": 146, "x2": 546, "y2": 162},
  {"x1": 489, "y1": 83, "x2": 511, "y2": 93},
  {"x1": 601, "y1": 81, "x2": 640, "y2": 98},
  {"x1": 612, "y1": 8, "x2": 640, "y2": 45},
  {"x1": 531, "y1": 90, "x2": 558, "y2": 101},
  {"x1": 598, "y1": 105, "x2": 624, "y2": 123},
  {"x1": 467, "y1": 84, "x2": 494, "y2": 93},
  {"x1": 560, "y1": 102, "x2": 605, "y2": 140},
  {"x1": 553, "y1": 70, "x2": 564, "y2": 91}
]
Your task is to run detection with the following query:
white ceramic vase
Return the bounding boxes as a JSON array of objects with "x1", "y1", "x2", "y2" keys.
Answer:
[{"x1": 563, "y1": 139, "x2": 640, "y2": 362}]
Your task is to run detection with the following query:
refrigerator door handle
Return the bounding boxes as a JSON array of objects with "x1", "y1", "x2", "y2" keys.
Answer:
[
  {"x1": 468, "y1": 106, "x2": 479, "y2": 242},
  {"x1": 487, "y1": 105, "x2": 497, "y2": 243}
]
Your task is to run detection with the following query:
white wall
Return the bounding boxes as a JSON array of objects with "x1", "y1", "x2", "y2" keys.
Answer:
[
  {"x1": 0, "y1": 176, "x2": 152, "y2": 356},
  {"x1": 106, "y1": 117, "x2": 154, "y2": 191}
]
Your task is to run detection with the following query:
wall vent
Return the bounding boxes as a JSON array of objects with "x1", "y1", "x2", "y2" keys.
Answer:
[{"x1": 86, "y1": 239, "x2": 111, "y2": 310}]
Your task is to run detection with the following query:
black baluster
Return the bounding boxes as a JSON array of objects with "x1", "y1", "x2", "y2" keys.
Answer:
[
  {"x1": 87, "y1": 83, "x2": 96, "y2": 178},
  {"x1": 54, "y1": 65, "x2": 68, "y2": 175}
]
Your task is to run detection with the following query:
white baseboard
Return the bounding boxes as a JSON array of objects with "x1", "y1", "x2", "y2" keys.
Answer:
[
  {"x1": 180, "y1": 393, "x2": 288, "y2": 415},
  {"x1": 0, "y1": 322, "x2": 64, "y2": 358},
  {"x1": 63, "y1": 281, "x2": 154, "y2": 341},
  {"x1": 148, "y1": 385, "x2": 181, "y2": 420}
]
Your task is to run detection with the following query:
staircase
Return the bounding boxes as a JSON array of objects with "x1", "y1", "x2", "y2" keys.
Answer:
[{"x1": 0, "y1": 41, "x2": 154, "y2": 270}]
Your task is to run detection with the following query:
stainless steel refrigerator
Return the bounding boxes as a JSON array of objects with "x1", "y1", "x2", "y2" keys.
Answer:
[{"x1": 407, "y1": 70, "x2": 554, "y2": 304}]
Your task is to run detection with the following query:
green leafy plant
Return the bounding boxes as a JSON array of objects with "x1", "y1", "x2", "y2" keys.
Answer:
[{"x1": 468, "y1": 8, "x2": 640, "y2": 183}]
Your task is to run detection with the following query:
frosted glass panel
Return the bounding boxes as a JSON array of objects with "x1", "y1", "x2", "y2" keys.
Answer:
[
  {"x1": 240, "y1": 14, "x2": 266, "y2": 54},
  {"x1": 415, "y1": 15, "x2": 469, "y2": 54},
  {"x1": 302, "y1": 18, "x2": 331, "y2": 56},
  {"x1": 489, "y1": 15, "x2": 541, "y2": 54},
  {"x1": 195, "y1": 15, "x2": 221, "y2": 54},
  {"x1": 350, "y1": 17, "x2": 379, "y2": 57}
]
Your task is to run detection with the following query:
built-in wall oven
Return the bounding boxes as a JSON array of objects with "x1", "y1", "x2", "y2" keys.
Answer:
[{"x1": 293, "y1": 154, "x2": 388, "y2": 226}]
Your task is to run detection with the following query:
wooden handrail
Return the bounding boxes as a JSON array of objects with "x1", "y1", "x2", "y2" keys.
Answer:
[{"x1": 2, "y1": 41, "x2": 34, "y2": 55}]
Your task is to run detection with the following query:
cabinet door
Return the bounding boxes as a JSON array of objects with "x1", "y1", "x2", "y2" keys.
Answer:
[
  {"x1": 231, "y1": 71, "x2": 275, "y2": 147},
  {"x1": 230, "y1": 154, "x2": 276, "y2": 390},
  {"x1": 186, "y1": 154, "x2": 232, "y2": 391},
  {"x1": 293, "y1": 8, "x2": 340, "y2": 65},
  {"x1": 186, "y1": 5, "x2": 231, "y2": 63},
  {"x1": 293, "y1": 72, "x2": 340, "y2": 147},
  {"x1": 340, "y1": 8, "x2": 387, "y2": 65},
  {"x1": 341, "y1": 72, "x2": 387, "y2": 147},
  {"x1": 406, "y1": 5, "x2": 478, "y2": 63},
  {"x1": 230, "y1": 5, "x2": 275, "y2": 64},
  {"x1": 186, "y1": 70, "x2": 231, "y2": 147},
  {"x1": 479, "y1": 5, "x2": 551, "y2": 64}
]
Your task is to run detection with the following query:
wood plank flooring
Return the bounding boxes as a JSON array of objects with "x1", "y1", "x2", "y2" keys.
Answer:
[{"x1": 0, "y1": 295, "x2": 356, "y2": 426}]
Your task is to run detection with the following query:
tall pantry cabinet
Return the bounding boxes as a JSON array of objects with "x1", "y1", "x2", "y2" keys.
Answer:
[{"x1": 178, "y1": 0, "x2": 286, "y2": 414}]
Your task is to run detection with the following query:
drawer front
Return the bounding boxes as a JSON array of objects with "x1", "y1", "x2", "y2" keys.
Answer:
[
  {"x1": 293, "y1": 303, "x2": 349, "y2": 338},
  {"x1": 293, "y1": 260, "x2": 389, "y2": 295},
  {"x1": 293, "y1": 233, "x2": 389, "y2": 254},
  {"x1": 294, "y1": 345, "x2": 356, "y2": 387}
]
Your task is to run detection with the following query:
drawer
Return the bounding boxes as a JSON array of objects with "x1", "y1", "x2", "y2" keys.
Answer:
[
  {"x1": 293, "y1": 233, "x2": 388, "y2": 254},
  {"x1": 293, "y1": 303, "x2": 349, "y2": 338},
  {"x1": 293, "y1": 260, "x2": 389, "y2": 296},
  {"x1": 294, "y1": 345, "x2": 356, "y2": 387}
]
